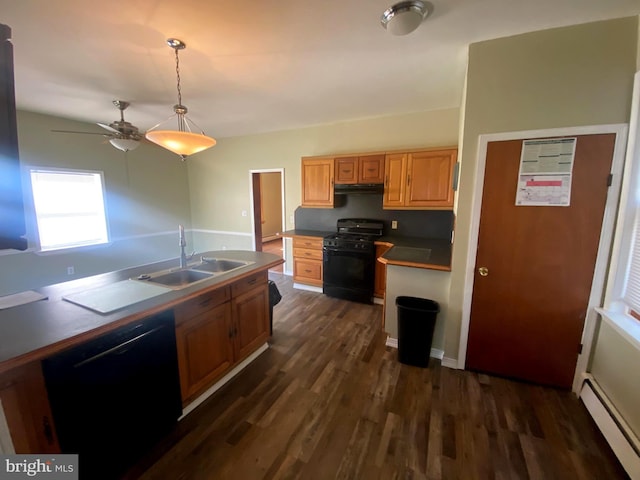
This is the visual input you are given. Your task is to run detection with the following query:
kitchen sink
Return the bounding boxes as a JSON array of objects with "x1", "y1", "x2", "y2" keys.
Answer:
[
  {"x1": 136, "y1": 269, "x2": 214, "y2": 289},
  {"x1": 190, "y1": 258, "x2": 254, "y2": 274},
  {"x1": 133, "y1": 258, "x2": 254, "y2": 289}
]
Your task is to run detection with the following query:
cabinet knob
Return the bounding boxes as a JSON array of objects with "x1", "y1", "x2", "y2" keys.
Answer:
[{"x1": 478, "y1": 267, "x2": 489, "y2": 277}]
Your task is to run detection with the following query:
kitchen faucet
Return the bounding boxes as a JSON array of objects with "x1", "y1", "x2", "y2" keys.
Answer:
[{"x1": 179, "y1": 224, "x2": 188, "y2": 268}]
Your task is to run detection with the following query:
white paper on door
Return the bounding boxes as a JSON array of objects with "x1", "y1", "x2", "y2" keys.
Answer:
[{"x1": 515, "y1": 137, "x2": 576, "y2": 206}]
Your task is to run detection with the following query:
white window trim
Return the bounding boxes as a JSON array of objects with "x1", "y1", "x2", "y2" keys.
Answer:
[{"x1": 599, "y1": 70, "x2": 640, "y2": 343}]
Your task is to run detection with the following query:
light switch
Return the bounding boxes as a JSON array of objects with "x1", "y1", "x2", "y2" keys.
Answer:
[{"x1": 391, "y1": 220, "x2": 398, "y2": 229}]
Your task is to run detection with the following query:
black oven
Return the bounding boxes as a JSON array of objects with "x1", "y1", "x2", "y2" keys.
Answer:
[{"x1": 322, "y1": 219, "x2": 383, "y2": 304}]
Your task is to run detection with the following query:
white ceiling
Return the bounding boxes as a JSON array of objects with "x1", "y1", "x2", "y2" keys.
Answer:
[{"x1": 2, "y1": 0, "x2": 639, "y2": 140}]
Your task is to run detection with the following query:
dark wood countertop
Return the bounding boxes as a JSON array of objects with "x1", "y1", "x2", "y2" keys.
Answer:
[{"x1": 0, "y1": 250, "x2": 283, "y2": 374}]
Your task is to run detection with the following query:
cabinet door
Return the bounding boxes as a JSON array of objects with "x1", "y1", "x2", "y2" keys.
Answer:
[
  {"x1": 383, "y1": 153, "x2": 407, "y2": 208},
  {"x1": 175, "y1": 302, "x2": 233, "y2": 403},
  {"x1": 335, "y1": 157, "x2": 358, "y2": 184},
  {"x1": 0, "y1": 362, "x2": 59, "y2": 453},
  {"x1": 301, "y1": 158, "x2": 334, "y2": 207},
  {"x1": 406, "y1": 149, "x2": 457, "y2": 208},
  {"x1": 359, "y1": 154, "x2": 385, "y2": 184},
  {"x1": 232, "y1": 284, "x2": 270, "y2": 362}
]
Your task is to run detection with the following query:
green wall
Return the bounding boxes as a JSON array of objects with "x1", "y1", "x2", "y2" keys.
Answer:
[
  {"x1": 0, "y1": 111, "x2": 192, "y2": 295},
  {"x1": 449, "y1": 16, "x2": 638, "y2": 361}
]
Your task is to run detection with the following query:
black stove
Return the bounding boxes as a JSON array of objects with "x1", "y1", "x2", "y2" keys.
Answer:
[{"x1": 322, "y1": 219, "x2": 384, "y2": 303}]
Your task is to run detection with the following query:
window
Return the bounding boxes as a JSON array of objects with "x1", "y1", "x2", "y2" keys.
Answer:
[{"x1": 30, "y1": 168, "x2": 109, "y2": 251}]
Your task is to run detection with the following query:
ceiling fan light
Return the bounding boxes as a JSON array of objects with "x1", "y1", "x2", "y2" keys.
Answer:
[
  {"x1": 145, "y1": 130, "x2": 216, "y2": 159},
  {"x1": 109, "y1": 137, "x2": 140, "y2": 152},
  {"x1": 381, "y1": 1, "x2": 432, "y2": 36}
]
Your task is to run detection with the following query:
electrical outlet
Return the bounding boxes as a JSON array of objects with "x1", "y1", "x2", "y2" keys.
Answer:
[
  {"x1": 67, "y1": 266, "x2": 75, "y2": 275},
  {"x1": 391, "y1": 220, "x2": 398, "y2": 230}
]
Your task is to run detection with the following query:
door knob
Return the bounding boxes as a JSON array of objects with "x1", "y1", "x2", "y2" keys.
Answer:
[{"x1": 478, "y1": 267, "x2": 489, "y2": 276}]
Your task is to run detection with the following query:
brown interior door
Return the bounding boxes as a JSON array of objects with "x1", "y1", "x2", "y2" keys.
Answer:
[{"x1": 466, "y1": 134, "x2": 616, "y2": 388}]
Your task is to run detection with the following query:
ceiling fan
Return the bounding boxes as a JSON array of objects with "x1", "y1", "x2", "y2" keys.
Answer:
[{"x1": 52, "y1": 100, "x2": 143, "y2": 152}]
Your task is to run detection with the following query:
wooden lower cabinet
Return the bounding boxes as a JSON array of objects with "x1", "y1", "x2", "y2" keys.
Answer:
[
  {"x1": 175, "y1": 271, "x2": 270, "y2": 405},
  {"x1": 0, "y1": 361, "x2": 60, "y2": 453},
  {"x1": 292, "y1": 236, "x2": 323, "y2": 287},
  {"x1": 175, "y1": 292, "x2": 234, "y2": 404},
  {"x1": 232, "y1": 281, "x2": 270, "y2": 362}
]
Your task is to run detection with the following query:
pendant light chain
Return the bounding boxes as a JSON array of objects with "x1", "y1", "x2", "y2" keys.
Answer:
[{"x1": 174, "y1": 47, "x2": 182, "y2": 108}]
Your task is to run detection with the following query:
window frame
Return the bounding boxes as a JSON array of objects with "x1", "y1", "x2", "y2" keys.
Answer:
[{"x1": 28, "y1": 166, "x2": 111, "y2": 253}]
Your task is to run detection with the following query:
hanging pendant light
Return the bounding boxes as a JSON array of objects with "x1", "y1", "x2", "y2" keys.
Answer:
[{"x1": 145, "y1": 38, "x2": 216, "y2": 160}]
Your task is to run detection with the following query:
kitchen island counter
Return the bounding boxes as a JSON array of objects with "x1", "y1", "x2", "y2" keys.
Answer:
[{"x1": 0, "y1": 250, "x2": 283, "y2": 374}]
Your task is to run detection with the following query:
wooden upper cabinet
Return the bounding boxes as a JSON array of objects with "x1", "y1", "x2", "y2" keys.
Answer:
[
  {"x1": 383, "y1": 153, "x2": 407, "y2": 208},
  {"x1": 335, "y1": 157, "x2": 358, "y2": 184},
  {"x1": 384, "y1": 148, "x2": 457, "y2": 209},
  {"x1": 301, "y1": 158, "x2": 334, "y2": 207},
  {"x1": 335, "y1": 155, "x2": 385, "y2": 184}
]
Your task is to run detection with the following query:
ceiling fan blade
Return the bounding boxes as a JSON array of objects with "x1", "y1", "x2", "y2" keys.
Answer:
[
  {"x1": 96, "y1": 122, "x2": 121, "y2": 134},
  {"x1": 51, "y1": 129, "x2": 109, "y2": 136}
]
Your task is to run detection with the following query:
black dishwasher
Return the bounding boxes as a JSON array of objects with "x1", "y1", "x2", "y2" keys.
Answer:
[{"x1": 42, "y1": 310, "x2": 182, "y2": 480}]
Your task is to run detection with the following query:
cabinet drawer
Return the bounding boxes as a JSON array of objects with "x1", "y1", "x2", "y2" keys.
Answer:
[
  {"x1": 231, "y1": 271, "x2": 268, "y2": 297},
  {"x1": 292, "y1": 236, "x2": 323, "y2": 250},
  {"x1": 294, "y1": 258, "x2": 322, "y2": 283},
  {"x1": 293, "y1": 247, "x2": 323, "y2": 260},
  {"x1": 174, "y1": 287, "x2": 230, "y2": 325}
]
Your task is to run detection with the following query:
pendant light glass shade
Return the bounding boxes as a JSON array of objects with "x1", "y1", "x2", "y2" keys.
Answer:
[
  {"x1": 145, "y1": 129, "x2": 215, "y2": 157},
  {"x1": 145, "y1": 38, "x2": 216, "y2": 160},
  {"x1": 109, "y1": 137, "x2": 140, "y2": 152}
]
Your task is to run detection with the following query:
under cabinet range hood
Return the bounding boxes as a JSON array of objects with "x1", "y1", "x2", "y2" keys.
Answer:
[{"x1": 334, "y1": 183, "x2": 384, "y2": 195}]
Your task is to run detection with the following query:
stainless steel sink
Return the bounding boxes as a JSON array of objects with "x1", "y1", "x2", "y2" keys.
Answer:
[
  {"x1": 136, "y1": 269, "x2": 214, "y2": 289},
  {"x1": 190, "y1": 258, "x2": 254, "y2": 274}
]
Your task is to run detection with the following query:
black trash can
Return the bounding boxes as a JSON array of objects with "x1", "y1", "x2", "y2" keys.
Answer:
[
  {"x1": 268, "y1": 280, "x2": 282, "y2": 335},
  {"x1": 396, "y1": 296, "x2": 439, "y2": 367}
]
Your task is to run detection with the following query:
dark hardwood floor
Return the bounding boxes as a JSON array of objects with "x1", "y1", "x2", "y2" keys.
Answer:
[{"x1": 125, "y1": 273, "x2": 628, "y2": 480}]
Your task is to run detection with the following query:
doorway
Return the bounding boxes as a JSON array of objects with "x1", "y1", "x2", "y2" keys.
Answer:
[
  {"x1": 250, "y1": 169, "x2": 285, "y2": 271},
  {"x1": 458, "y1": 125, "x2": 627, "y2": 389}
]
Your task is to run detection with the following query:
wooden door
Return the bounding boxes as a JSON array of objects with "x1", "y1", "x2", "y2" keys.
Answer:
[
  {"x1": 359, "y1": 154, "x2": 385, "y2": 184},
  {"x1": 383, "y1": 153, "x2": 406, "y2": 207},
  {"x1": 405, "y1": 149, "x2": 456, "y2": 207},
  {"x1": 301, "y1": 158, "x2": 334, "y2": 207},
  {"x1": 466, "y1": 134, "x2": 616, "y2": 388}
]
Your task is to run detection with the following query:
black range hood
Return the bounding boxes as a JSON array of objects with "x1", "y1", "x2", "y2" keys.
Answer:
[{"x1": 334, "y1": 183, "x2": 384, "y2": 195}]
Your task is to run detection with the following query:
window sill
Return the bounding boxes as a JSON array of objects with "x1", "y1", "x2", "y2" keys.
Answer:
[{"x1": 595, "y1": 307, "x2": 640, "y2": 352}]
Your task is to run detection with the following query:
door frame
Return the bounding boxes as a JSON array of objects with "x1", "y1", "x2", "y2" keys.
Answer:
[
  {"x1": 457, "y1": 124, "x2": 628, "y2": 393},
  {"x1": 248, "y1": 168, "x2": 286, "y2": 252}
]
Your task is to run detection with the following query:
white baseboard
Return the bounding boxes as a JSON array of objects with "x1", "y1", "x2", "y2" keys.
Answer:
[
  {"x1": 384, "y1": 336, "x2": 446, "y2": 362},
  {"x1": 441, "y1": 356, "x2": 459, "y2": 369},
  {"x1": 180, "y1": 343, "x2": 269, "y2": 418},
  {"x1": 373, "y1": 297, "x2": 384, "y2": 305},
  {"x1": 580, "y1": 377, "x2": 640, "y2": 479}
]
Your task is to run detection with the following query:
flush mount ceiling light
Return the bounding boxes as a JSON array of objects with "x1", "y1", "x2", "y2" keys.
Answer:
[
  {"x1": 381, "y1": 0, "x2": 433, "y2": 36},
  {"x1": 145, "y1": 38, "x2": 216, "y2": 160}
]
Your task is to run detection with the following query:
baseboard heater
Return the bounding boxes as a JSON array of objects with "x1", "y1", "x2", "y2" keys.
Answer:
[{"x1": 580, "y1": 376, "x2": 640, "y2": 479}]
